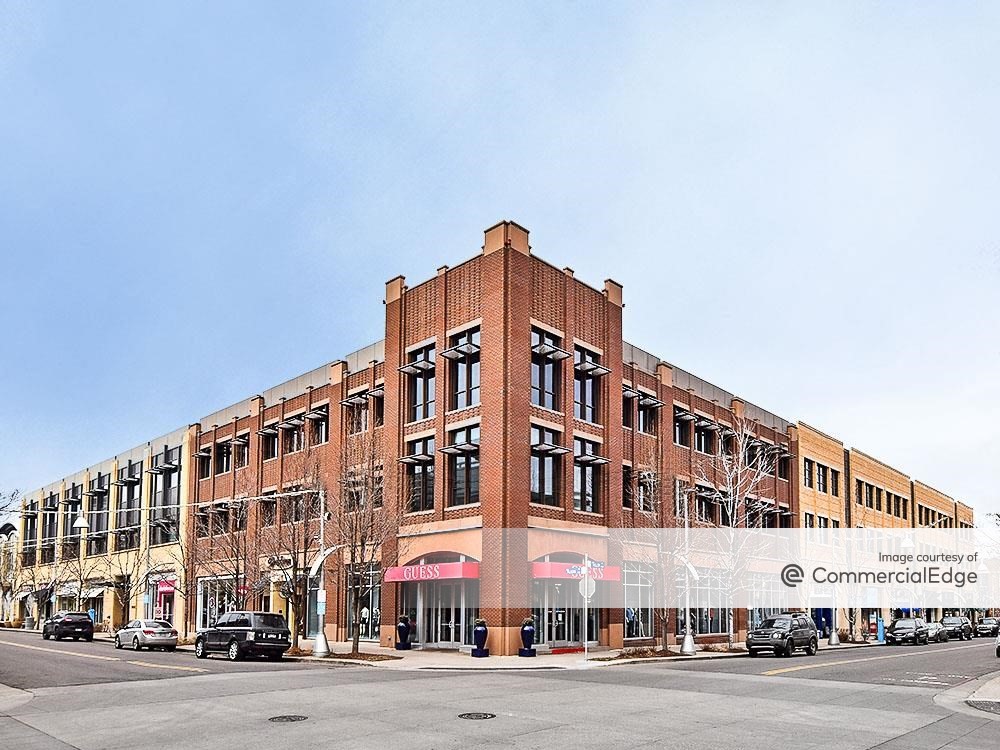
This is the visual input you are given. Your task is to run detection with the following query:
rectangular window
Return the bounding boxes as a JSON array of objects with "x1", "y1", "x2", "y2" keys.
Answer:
[
  {"x1": 347, "y1": 403, "x2": 368, "y2": 434},
  {"x1": 804, "y1": 512, "x2": 815, "y2": 528},
  {"x1": 447, "y1": 425, "x2": 480, "y2": 506},
  {"x1": 673, "y1": 409, "x2": 691, "y2": 447},
  {"x1": 856, "y1": 479, "x2": 863, "y2": 505},
  {"x1": 622, "y1": 395, "x2": 633, "y2": 429},
  {"x1": 816, "y1": 464, "x2": 827, "y2": 493},
  {"x1": 573, "y1": 437, "x2": 604, "y2": 513},
  {"x1": 198, "y1": 450, "x2": 212, "y2": 480},
  {"x1": 406, "y1": 344, "x2": 436, "y2": 422},
  {"x1": 637, "y1": 471, "x2": 655, "y2": 512},
  {"x1": 777, "y1": 456, "x2": 790, "y2": 480},
  {"x1": 832, "y1": 519, "x2": 840, "y2": 529},
  {"x1": 282, "y1": 422, "x2": 305, "y2": 453},
  {"x1": 622, "y1": 465, "x2": 633, "y2": 509},
  {"x1": 447, "y1": 327, "x2": 480, "y2": 410},
  {"x1": 530, "y1": 426, "x2": 563, "y2": 507},
  {"x1": 902, "y1": 499, "x2": 908, "y2": 520},
  {"x1": 637, "y1": 403, "x2": 657, "y2": 435},
  {"x1": 115, "y1": 463, "x2": 142, "y2": 551},
  {"x1": 261, "y1": 492, "x2": 277, "y2": 527},
  {"x1": 803, "y1": 459, "x2": 814, "y2": 488},
  {"x1": 233, "y1": 436, "x2": 250, "y2": 469},
  {"x1": 875, "y1": 487, "x2": 882, "y2": 512},
  {"x1": 530, "y1": 328, "x2": 563, "y2": 410},
  {"x1": 573, "y1": 346, "x2": 603, "y2": 423},
  {"x1": 85, "y1": 474, "x2": 110, "y2": 556},
  {"x1": 215, "y1": 442, "x2": 232, "y2": 475},
  {"x1": 694, "y1": 425, "x2": 714, "y2": 454},
  {"x1": 149, "y1": 450, "x2": 181, "y2": 546},
  {"x1": 261, "y1": 428, "x2": 279, "y2": 460},
  {"x1": 623, "y1": 562, "x2": 654, "y2": 639},
  {"x1": 865, "y1": 483, "x2": 874, "y2": 508},
  {"x1": 830, "y1": 470, "x2": 839, "y2": 497},
  {"x1": 406, "y1": 436, "x2": 435, "y2": 512},
  {"x1": 371, "y1": 394, "x2": 384, "y2": 427}
]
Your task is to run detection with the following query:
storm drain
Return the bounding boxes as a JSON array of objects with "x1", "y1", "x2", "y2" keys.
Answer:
[
  {"x1": 458, "y1": 713, "x2": 496, "y2": 720},
  {"x1": 966, "y1": 701, "x2": 1000, "y2": 716},
  {"x1": 269, "y1": 715, "x2": 308, "y2": 723}
]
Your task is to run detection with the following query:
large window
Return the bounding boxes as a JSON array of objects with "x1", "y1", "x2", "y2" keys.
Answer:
[
  {"x1": 261, "y1": 427, "x2": 279, "y2": 460},
  {"x1": 622, "y1": 465, "x2": 633, "y2": 509},
  {"x1": 803, "y1": 459, "x2": 814, "y2": 488},
  {"x1": 816, "y1": 464, "x2": 827, "y2": 493},
  {"x1": 530, "y1": 328, "x2": 564, "y2": 410},
  {"x1": 233, "y1": 435, "x2": 250, "y2": 469},
  {"x1": 446, "y1": 327, "x2": 480, "y2": 410},
  {"x1": 677, "y1": 567, "x2": 731, "y2": 636},
  {"x1": 636, "y1": 470, "x2": 656, "y2": 512},
  {"x1": 115, "y1": 463, "x2": 142, "y2": 551},
  {"x1": 282, "y1": 421, "x2": 305, "y2": 453},
  {"x1": 150, "y1": 447, "x2": 181, "y2": 546},
  {"x1": 215, "y1": 441, "x2": 232, "y2": 475},
  {"x1": 694, "y1": 424, "x2": 714, "y2": 454},
  {"x1": 447, "y1": 426, "x2": 480, "y2": 506},
  {"x1": 345, "y1": 563, "x2": 381, "y2": 642},
  {"x1": 573, "y1": 346, "x2": 603, "y2": 423},
  {"x1": 405, "y1": 344, "x2": 436, "y2": 422},
  {"x1": 673, "y1": 408, "x2": 692, "y2": 447},
  {"x1": 573, "y1": 437, "x2": 606, "y2": 513},
  {"x1": 530, "y1": 426, "x2": 564, "y2": 506},
  {"x1": 637, "y1": 403, "x2": 657, "y2": 435},
  {"x1": 623, "y1": 563, "x2": 654, "y2": 639},
  {"x1": 405, "y1": 436, "x2": 435, "y2": 512}
]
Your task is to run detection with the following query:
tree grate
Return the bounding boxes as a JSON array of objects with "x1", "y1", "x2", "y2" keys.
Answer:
[{"x1": 966, "y1": 700, "x2": 1000, "y2": 715}]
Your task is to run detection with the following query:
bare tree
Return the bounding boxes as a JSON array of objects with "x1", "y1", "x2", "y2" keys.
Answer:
[
  {"x1": 0, "y1": 489, "x2": 21, "y2": 525},
  {"x1": 61, "y1": 549, "x2": 101, "y2": 612},
  {"x1": 689, "y1": 410, "x2": 782, "y2": 650},
  {"x1": 100, "y1": 546, "x2": 149, "y2": 629},
  {"x1": 335, "y1": 417, "x2": 394, "y2": 656}
]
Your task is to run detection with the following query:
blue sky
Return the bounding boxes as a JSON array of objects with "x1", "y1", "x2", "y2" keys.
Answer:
[{"x1": 1, "y1": 3, "x2": 997, "y2": 517}]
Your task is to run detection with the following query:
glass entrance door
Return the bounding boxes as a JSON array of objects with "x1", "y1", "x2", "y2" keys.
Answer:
[
  {"x1": 437, "y1": 582, "x2": 461, "y2": 645},
  {"x1": 533, "y1": 579, "x2": 599, "y2": 647}
]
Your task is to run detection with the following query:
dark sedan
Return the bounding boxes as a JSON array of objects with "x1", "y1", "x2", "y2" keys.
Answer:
[
  {"x1": 42, "y1": 611, "x2": 94, "y2": 641},
  {"x1": 941, "y1": 616, "x2": 973, "y2": 641},
  {"x1": 885, "y1": 618, "x2": 928, "y2": 645},
  {"x1": 975, "y1": 617, "x2": 999, "y2": 638}
]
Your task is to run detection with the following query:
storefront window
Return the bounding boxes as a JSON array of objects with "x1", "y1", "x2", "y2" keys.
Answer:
[
  {"x1": 197, "y1": 576, "x2": 238, "y2": 630},
  {"x1": 676, "y1": 567, "x2": 731, "y2": 636},
  {"x1": 623, "y1": 562, "x2": 653, "y2": 639},
  {"x1": 346, "y1": 564, "x2": 381, "y2": 641},
  {"x1": 398, "y1": 556, "x2": 479, "y2": 647}
]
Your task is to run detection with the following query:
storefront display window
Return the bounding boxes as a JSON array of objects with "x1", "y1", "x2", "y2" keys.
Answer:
[
  {"x1": 346, "y1": 564, "x2": 381, "y2": 642},
  {"x1": 623, "y1": 562, "x2": 653, "y2": 639}
]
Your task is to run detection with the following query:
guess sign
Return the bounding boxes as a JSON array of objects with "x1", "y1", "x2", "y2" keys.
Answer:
[
  {"x1": 531, "y1": 561, "x2": 621, "y2": 581},
  {"x1": 385, "y1": 562, "x2": 480, "y2": 582}
]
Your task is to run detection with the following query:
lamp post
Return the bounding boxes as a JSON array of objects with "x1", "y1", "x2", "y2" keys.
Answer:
[
  {"x1": 308, "y1": 491, "x2": 344, "y2": 659},
  {"x1": 71, "y1": 515, "x2": 89, "y2": 610},
  {"x1": 680, "y1": 488, "x2": 697, "y2": 656}
]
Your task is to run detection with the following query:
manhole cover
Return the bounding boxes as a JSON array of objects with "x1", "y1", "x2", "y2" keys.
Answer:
[
  {"x1": 966, "y1": 700, "x2": 1000, "y2": 715},
  {"x1": 458, "y1": 712, "x2": 496, "y2": 720},
  {"x1": 269, "y1": 715, "x2": 308, "y2": 723}
]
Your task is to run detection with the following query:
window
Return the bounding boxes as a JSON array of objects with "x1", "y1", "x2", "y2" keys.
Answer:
[
  {"x1": 150, "y1": 450, "x2": 181, "y2": 546},
  {"x1": 830, "y1": 470, "x2": 839, "y2": 497},
  {"x1": 233, "y1": 436, "x2": 250, "y2": 469},
  {"x1": 636, "y1": 471, "x2": 655, "y2": 512},
  {"x1": 261, "y1": 428, "x2": 279, "y2": 460},
  {"x1": 818, "y1": 516, "x2": 829, "y2": 528},
  {"x1": 832, "y1": 519, "x2": 840, "y2": 528},
  {"x1": 215, "y1": 442, "x2": 232, "y2": 475},
  {"x1": 893, "y1": 495, "x2": 901, "y2": 518},
  {"x1": 623, "y1": 563, "x2": 653, "y2": 639},
  {"x1": 902, "y1": 499, "x2": 908, "y2": 520},
  {"x1": 804, "y1": 512, "x2": 815, "y2": 528},
  {"x1": 86, "y1": 475, "x2": 110, "y2": 556},
  {"x1": 637, "y1": 403, "x2": 657, "y2": 435},
  {"x1": 573, "y1": 346, "x2": 603, "y2": 423},
  {"x1": 196, "y1": 509, "x2": 210, "y2": 538},
  {"x1": 694, "y1": 425, "x2": 714, "y2": 454},
  {"x1": 573, "y1": 437, "x2": 605, "y2": 513},
  {"x1": 856, "y1": 479, "x2": 863, "y2": 506},
  {"x1": 777, "y1": 456, "x2": 790, "y2": 480},
  {"x1": 371, "y1": 393, "x2": 384, "y2": 427},
  {"x1": 622, "y1": 465, "x2": 633, "y2": 509},
  {"x1": 260, "y1": 492, "x2": 277, "y2": 527},
  {"x1": 198, "y1": 449, "x2": 212, "y2": 480},
  {"x1": 803, "y1": 459, "x2": 814, "y2": 488},
  {"x1": 406, "y1": 437, "x2": 435, "y2": 512},
  {"x1": 347, "y1": 403, "x2": 368, "y2": 434},
  {"x1": 282, "y1": 421, "x2": 305, "y2": 453},
  {"x1": 673, "y1": 409, "x2": 691, "y2": 447},
  {"x1": 447, "y1": 327, "x2": 480, "y2": 410},
  {"x1": 875, "y1": 487, "x2": 882, "y2": 512},
  {"x1": 622, "y1": 395, "x2": 633, "y2": 428},
  {"x1": 816, "y1": 464, "x2": 827, "y2": 493},
  {"x1": 405, "y1": 344, "x2": 436, "y2": 422},
  {"x1": 447, "y1": 425, "x2": 480, "y2": 506},
  {"x1": 865, "y1": 483, "x2": 874, "y2": 508},
  {"x1": 530, "y1": 328, "x2": 564, "y2": 410},
  {"x1": 530, "y1": 426, "x2": 563, "y2": 507},
  {"x1": 115, "y1": 464, "x2": 142, "y2": 551}
]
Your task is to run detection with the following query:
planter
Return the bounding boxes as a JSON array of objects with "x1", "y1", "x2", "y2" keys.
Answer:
[
  {"x1": 472, "y1": 621, "x2": 489, "y2": 657},
  {"x1": 519, "y1": 622, "x2": 536, "y2": 657},
  {"x1": 395, "y1": 616, "x2": 412, "y2": 650}
]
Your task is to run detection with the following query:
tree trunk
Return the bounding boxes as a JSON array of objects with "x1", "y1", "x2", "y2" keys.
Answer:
[{"x1": 351, "y1": 585, "x2": 362, "y2": 655}]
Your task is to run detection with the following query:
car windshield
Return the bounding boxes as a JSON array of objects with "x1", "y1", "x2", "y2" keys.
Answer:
[
  {"x1": 67, "y1": 612, "x2": 90, "y2": 618},
  {"x1": 760, "y1": 618, "x2": 791, "y2": 630},
  {"x1": 983, "y1": 619, "x2": 997, "y2": 625},
  {"x1": 254, "y1": 614, "x2": 287, "y2": 629},
  {"x1": 942, "y1": 618, "x2": 961, "y2": 624},
  {"x1": 142, "y1": 621, "x2": 169, "y2": 628},
  {"x1": 893, "y1": 619, "x2": 915, "y2": 628}
]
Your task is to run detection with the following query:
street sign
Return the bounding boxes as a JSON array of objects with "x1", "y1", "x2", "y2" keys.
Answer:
[
  {"x1": 317, "y1": 589, "x2": 327, "y2": 604},
  {"x1": 579, "y1": 576, "x2": 595, "y2": 600},
  {"x1": 317, "y1": 601, "x2": 326, "y2": 615}
]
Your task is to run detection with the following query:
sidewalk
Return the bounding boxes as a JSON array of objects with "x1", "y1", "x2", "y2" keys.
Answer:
[{"x1": 966, "y1": 672, "x2": 1000, "y2": 716}]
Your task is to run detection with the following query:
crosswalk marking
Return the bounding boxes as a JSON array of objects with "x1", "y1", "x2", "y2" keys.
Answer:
[{"x1": 762, "y1": 643, "x2": 982, "y2": 676}]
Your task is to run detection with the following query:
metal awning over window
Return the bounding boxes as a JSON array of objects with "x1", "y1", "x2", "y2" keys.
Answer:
[
  {"x1": 278, "y1": 416, "x2": 304, "y2": 430},
  {"x1": 574, "y1": 453, "x2": 610, "y2": 466},
  {"x1": 531, "y1": 341, "x2": 571, "y2": 361},
  {"x1": 439, "y1": 341, "x2": 481, "y2": 360},
  {"x1": 367, "y1": 385, "x2": 385, "y2": 399},
  {"x1": 531, "y1": 441, "x2": 571, "y2": 456},
  {"x1": 622, "y1": 385, "x2": 641, "y2": 400},
  {"x1": 674, "y1": 407, "x2": 696, "y2": 422},
  {"x1": 637, "y1": 393, "x2": 664, "y2": 408},
  {"x1": 695, "y1": 419, "x2": 719, "y2": 431},
  {"x1": 256, "y1": 425, "x2": 278, "y2": 437},
  {"x1": 304, "y1": 406, "x2": 328, "y2": 421},
  {"x1": 573, "y1": 359, "x2": 611, "y2": 377},
  {"x1": 398, "y1": 451, "x2": 435, "y2": 466},
  {"x1": 398, "y1": 358, "x2": 435, "y2": 376},
  {"x1": 230, "y1": 434, "x2": 250, "y2": 446},
  {"x1": 339, "y1": 391, "x2": 369, "y2": 407},
  {"x1": 438, "y1": 441, "x2": 479, "y2": 456}
]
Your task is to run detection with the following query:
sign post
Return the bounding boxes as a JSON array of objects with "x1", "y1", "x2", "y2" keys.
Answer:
[{"x1": 580, "y1": 554, "x2": 592, "y2": 662}]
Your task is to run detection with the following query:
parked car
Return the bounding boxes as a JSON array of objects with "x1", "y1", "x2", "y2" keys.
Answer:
[
  {"x1": 995, "y1": 632, "x2": 1000, "y2": 658},
  {"x1": 926, "y1": 621, "x2": 949, "y2": 643},
  {"x1": 975, "y1": 617, "x2": 999, "y2": 638},
  {"x1": 940, "y1": 616, "x2": 973, "y2": 640},
  {"x1": 114, "y1": 619, "x2": 178, "y2": 651},
  {"x1": 41, "y1": 611, "x2": 94, "y2": 641},
  {"x1": 885, "y1": 617, "x2": 929, "y2": 645},
  {"x1": 746, "y1": 612, "x2": 818, "y2": 657},
  {"x1": 194, "y1": 611, "x2": 291, "y2": 661}
]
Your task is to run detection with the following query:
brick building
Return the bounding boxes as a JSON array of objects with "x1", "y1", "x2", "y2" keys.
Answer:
[{"x1": 14, "y1": 221, "x2": 976, "y2": 652}]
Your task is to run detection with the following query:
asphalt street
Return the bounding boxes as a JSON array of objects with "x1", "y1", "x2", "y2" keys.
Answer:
[{"x1": 2, "y1": 629, "x2": 999, "y2": 749}]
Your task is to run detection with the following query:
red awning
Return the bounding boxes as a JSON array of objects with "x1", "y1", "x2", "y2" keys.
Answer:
[
  {"x1": 385, "y1": 562, "x2": 480, "y2": 582},
  {"x1": 531, "y1": 561, "x2": 621, "y2": 581}
]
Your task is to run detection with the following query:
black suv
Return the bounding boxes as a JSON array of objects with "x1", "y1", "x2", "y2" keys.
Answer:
[
  {"x1": 885, "y1": 617, "x2": 928, "y2": 645},
  {"x1": 941, "y1": 616, "x2": 973, "y2": 641},
  {"x1": 746, "y1": 612, "x2": 819, "y2": 657},
  {"x1": 195, "y1": 611, "x2": 291, "y2": 661},
  {"x1": 42, "y1": 611, "x2": 94, "y2": 641}
]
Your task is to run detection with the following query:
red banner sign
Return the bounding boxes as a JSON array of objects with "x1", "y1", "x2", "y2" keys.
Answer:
[
  {"x1": 531, "y1": 562, "x2": 621, "y2": 581},
  {"x1": 385, "y1": 562, "x2": 480, "y2": 582}
]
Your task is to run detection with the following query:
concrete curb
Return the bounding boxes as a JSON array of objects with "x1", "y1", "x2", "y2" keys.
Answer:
[
  {"x1": 935, "y1": 669, "x2": 1000, "y2": 722},
  {"x1": 0, "y1": 683, "x2": 34, "y2": 715}
]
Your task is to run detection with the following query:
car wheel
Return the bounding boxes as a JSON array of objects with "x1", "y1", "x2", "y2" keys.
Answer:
[
  {"x1": 195, "y1": 639, "x2": 207, "y2": 659},
  {"x1": 995, "y1": 646, "x2": 1000, "y2": 658},
  {"x1": 42, "y1": 631, "x2": 50, "y2": 640},
  {"x1": 85, "y1": 634, "x2": 93, "y2": 642},
  {"x1": 748, "y1": 649, "x2": 758, "y2": 658},
  {"x1": 227, "y1": 640, "x2": 241, "y2": 662},
  {"x1": 806, "y1": 638, "x2": 818, "y2": 656},
  {"x1": 114, "y1": 635, "x2": 123, "y2": 649},
  {"x1": 267, "y1": 653, "x2": 282, "y2": 662},
  {"x1": 133, "y1": 637, "x2": 142, "y2": 651},
  {"x1": 784, "y1": 639, "x2": 795, "y2": 657}
]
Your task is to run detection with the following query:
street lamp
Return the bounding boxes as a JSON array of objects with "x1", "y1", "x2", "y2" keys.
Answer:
[{"x1": 72, "y1": 515, "x2": 89, "y2": 532}]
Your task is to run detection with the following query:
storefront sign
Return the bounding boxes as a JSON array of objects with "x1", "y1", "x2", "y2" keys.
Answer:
[
  {"x1": 157, "y1": 579, "x2": 176, "y2": 594},
  {"x1": 385, "y1": 562, "x2": 480, "y2": 582},
  {"x1": 531, "y1": 561, "x2": 621, "y2": 581}
]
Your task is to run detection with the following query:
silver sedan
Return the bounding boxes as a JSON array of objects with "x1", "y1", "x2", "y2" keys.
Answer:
[{"x1": 114, "y1": 619, "x2": 178, "y2": 651}]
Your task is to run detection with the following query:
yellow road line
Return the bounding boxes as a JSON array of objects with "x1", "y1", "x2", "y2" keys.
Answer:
[
  {"x1": 762, "y1": 643, "x2": 982, "y2": 676},
  {"x1": 126, "y1": 660, "x2": 207, "y2": 673},
  {"x1": 0, "y1": 639, "x2": 120, "y2": 661}
]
